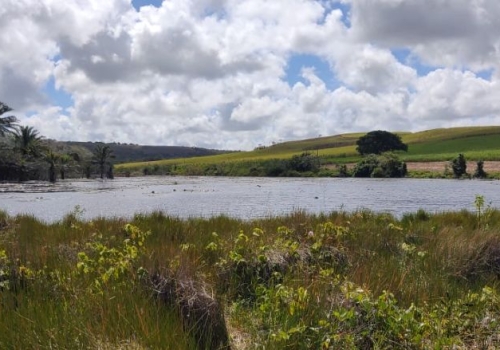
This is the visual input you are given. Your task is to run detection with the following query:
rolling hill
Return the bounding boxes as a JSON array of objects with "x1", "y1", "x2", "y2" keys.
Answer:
[{"x1": 116, "y1": 126, "x2": 500, "y2": 174}]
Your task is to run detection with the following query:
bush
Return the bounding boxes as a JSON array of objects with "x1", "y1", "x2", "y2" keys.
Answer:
[
  {"x1": 352, "y1": 154, "x2": 379, "y2": 177},
  {"x1": 473, "y1": 160, "x2": 487, "y2": 179},
  {"x1": 288, "y1": 152, "x2": 320, "y2": 173},
  {"x1": 338, "y1": 164, "x2": 349, "y2": 177},
  {"x1": 353, "y1": 153, "x2": 407, "y2": 178},
  {"x1": 451, "y1": 153, "x2": 467, "y2": 178}
]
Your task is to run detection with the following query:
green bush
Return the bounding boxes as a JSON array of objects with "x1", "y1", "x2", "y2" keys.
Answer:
[
  {"x1": 473, "y1": 160, "x2": 487, "y2": 179},
  {"x1": 353, "y1": 153, "x2": 407, "y2": 178},
  {"x1": 451, "y1": 153, "x2": 467, "y2": 178}
]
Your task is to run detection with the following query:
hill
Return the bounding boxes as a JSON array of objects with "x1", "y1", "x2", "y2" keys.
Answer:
[
  {"x1": 60, "y1": 141, "x2": 231, "y2": 163},
  {"x1": 118, "y1": 126, "x2": 500, "y2": 170}
]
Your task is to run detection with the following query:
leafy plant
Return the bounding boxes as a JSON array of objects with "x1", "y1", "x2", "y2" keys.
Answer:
[
  {"x1": 473, "y1": 160, "x2": 487, "y2": 179},
  {"x1": 451, "y1": 153, "x2": 467, "y2": 178}
]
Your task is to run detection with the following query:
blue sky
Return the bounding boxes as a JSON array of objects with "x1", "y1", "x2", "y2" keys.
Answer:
[{"x1": 132, "y1": 0, "x2": 164, "y2": 10}]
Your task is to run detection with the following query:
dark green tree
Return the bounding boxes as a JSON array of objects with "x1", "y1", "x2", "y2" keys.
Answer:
[
  {"x1": 59, "y1": 154, "x2": 73, "y2": 180},
  {"x1": 0, "y1": 102, "x2": 18, "y2": 136},
  {"x1": 92, "y1": 144, "x2": 115, "y2": 179},
  {"x1": 356, "y1": 130, "x2": 408, "y2": 155},
  {"x1": 44, "y1": 150, "x2": 59, "y2": 183},
  {"x1": 14, "y1": 126, "x2": 43, "y2": 158},
  {"x1": 451, "y1": 154, "x2": 467, "y2": 178}
]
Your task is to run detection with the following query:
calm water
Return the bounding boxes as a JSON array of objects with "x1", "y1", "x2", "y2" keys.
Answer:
[{"x1": 0, "y1": 176, "x2": 499, "y2": 222}]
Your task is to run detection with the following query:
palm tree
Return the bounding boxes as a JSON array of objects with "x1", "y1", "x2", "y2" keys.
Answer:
[
  {"x1": 0, "y1": 102, "x2": 18, "y2": 136},
  {"x1": 14, "y1": 126, "x2": 43, "y2": 158},
  {"x1": 92, "y1": 144, "x2": 115, "y2": 179},
  {"x1": 44, "y1": 150, "x2": 60, "y2": 183},
  {"x1": 59, "y1": 154, "x2": 72, "y2": 180}
]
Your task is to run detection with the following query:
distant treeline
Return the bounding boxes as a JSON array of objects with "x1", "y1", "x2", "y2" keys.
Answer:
[{"x1": 63, "y1": 141, "x2": 232, "y2": 163}]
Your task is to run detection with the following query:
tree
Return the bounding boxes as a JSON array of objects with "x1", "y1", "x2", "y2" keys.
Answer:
[
  {"x1": 59, "y1": 154, "x2": 72, "y2": 180},
  {"x1": 356, "y1": 130, "x2": 408, "y2": 155},
  {"x1": 44, "y1": 150, "x2": 59, "y2": 183},
  {"x1": 92, "y1": 144, "x2": 115, "y2": 179},
  {"x1": 0, "y1": 102, "x2": 18, "y2": 136},
  {"x1": 451, "y1": 154, "x2": 467, "y2": 178},
  {"x1": 14, "y1": 126, "x2": 43, "y2": 158}
]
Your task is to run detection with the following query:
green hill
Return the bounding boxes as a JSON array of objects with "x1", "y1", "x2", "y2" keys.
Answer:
[{"x1": 116, "y1": 126, "x2": 500, "y2": 174}]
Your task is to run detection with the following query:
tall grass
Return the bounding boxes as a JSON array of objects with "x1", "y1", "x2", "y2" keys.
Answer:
[{"x1": 2, "y1": 208, "x2": 500, "y2": 348}]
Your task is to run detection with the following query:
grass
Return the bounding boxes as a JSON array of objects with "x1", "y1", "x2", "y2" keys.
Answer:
[
  {"x1": 116, "y1": 126, "x2": 500, "y2": 176},
  {"x1": 2, "y1": 205, "x2": 500, "y2": 348}
]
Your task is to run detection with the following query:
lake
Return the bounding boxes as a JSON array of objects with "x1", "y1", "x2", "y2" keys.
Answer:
[{"x1": 0, "y1": 176, "x2": 499, "y2": 222}]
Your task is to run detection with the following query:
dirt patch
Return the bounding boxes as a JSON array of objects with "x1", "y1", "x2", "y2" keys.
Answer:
[
  {"x1": 407, "y1": 161, "x2": 500, "y2": 173},
  {"x1": 327, "y1": 161, "x2": 500, "y2": 173}
]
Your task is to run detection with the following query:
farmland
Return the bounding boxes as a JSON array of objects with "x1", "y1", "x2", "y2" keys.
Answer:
[{"x1": 116, "y1": 126, "x2": 500, "y2": 177}]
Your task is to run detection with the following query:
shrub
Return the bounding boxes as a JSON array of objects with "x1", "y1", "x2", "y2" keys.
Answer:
[
  {"x1": 451, "y1": 153, "x2": 467, "y2": 178},
  {"x1": 338, "y1": 164, "x2": 349, "y2": 177},
  {"x1": 352, "y1": 154, "x2": 379, "y2": 177},
  {"x1": 353, "y1": 153, "x2": 407, "y2": 178},
  {"x1": 288, "y1": 152, "x2": 320, "y2": 173},
  {"x1": 473, "y1": 160, "x2": 487, "y2": 179}
]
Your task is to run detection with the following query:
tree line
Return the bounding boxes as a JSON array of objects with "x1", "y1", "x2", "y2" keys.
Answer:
[{"x1": 0, "y1": 101, "x2": 115, "y2": 182}]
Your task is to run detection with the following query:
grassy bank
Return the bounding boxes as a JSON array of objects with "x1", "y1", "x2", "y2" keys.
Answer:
[
  {"x1": 115, "y1": 126, "x2": 500, "y2": 178},
  {"x1": 2, "y1": 204, "x2": 500, "y2": 348}
]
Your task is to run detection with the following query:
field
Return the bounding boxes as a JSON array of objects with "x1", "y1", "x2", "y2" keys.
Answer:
[
  {"x1": 2, "y1": 205, "x2": 500, "y2": 349},
  {"x1": 116, "y1": 126, "x2": 500, "y2": 176}
]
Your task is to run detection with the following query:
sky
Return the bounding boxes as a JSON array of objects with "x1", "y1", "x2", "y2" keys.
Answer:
[{"x1": 2, "y1": 0, "x2": 500, "y2": 150}]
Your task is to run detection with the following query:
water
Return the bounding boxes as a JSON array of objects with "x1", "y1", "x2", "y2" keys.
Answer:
[{"x1": 0, "y1": 177, "x2": 499, "y2": 222}]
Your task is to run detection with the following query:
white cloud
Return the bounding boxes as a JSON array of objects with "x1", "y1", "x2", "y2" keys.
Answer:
[
  {"x1": 2, "y1": 0, "x2": 500, "y2": 150},
  {"x1": 408, "y1": 69, "x2": 500, "y2": 123},
  {"x1": 351, "y1": 0, "x2": 500, "y2": 71}
]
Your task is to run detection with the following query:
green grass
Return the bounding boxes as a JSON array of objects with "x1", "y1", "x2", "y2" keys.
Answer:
[
  {"x1": 116, "y1": 126, "x2": 500, "y2": 175},
  {"x1": 2, "y1": 206, "x2": 500, "y2": 348}
]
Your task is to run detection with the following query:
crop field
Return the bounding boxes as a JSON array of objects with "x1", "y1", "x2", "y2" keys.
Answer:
[
  {"x1": 2, "y1": 205, "x2": 500, "y2": 349},
  {"x1": 116, "y1": 126, "x2": 500, "y2": 174}
]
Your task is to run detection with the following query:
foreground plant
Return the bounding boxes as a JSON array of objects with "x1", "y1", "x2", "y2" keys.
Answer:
[{"x1": 1, "y1": 207, "x2": 500, "y2": 348}]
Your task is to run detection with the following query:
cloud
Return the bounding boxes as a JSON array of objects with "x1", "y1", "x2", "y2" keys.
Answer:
[
  {"x1": 351, "y1": 0, "x2": 500, "y2": 70},
  {"x1": 408, "y1": 69, "x2": 500, "y2": 123},
  {"x1": 2, "y1": 0, "x2": 500, "y2": 151}
]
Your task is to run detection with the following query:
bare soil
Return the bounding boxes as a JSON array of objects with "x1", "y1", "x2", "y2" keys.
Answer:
[
  {"x1": 330, "y1": 161, "x2": 500, "y2": 173},
  {"x1": 407, "y1": 161, "x2": 500, "y2": 173}
]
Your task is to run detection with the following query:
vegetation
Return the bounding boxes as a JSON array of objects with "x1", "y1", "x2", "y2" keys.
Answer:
[
  {"x1": 0, "y1": 102, "x2": 18, "y2": 137},
  {"x1": 356, "y1": 130, "x2": 408, "y2": 155},
  {"x1": 352, "y1": 153, "x2": 407, "y2": 178},
  {"x1": 14, "y1": 125, "x2": 43, "y2": 158},
  {"x1": 117, "y1": 126, "x2": 500, "y2": 178},
  {"x1": 2, "y1": 205, "x2": 500, "y2": 348},
  {"x1": 0, "y1": 101, "x2": 117, "y2": 182},
  {"x1": 64, "y1": 141, "x2": 230, "y2": 163},
  {"x1": 92, "y1": 144, "x2": 115, "y2": 179},
  {"x1": 474, "y1": 160, "x2": 487, "y2": 179},
  {"x1": 451, "y1": 153, "x2": 467, "y2": 178}
]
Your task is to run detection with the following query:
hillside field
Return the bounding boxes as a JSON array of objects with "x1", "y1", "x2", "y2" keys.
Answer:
[{"x1": 116, "y1": 126, "x2": 500, "y2": 174}]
